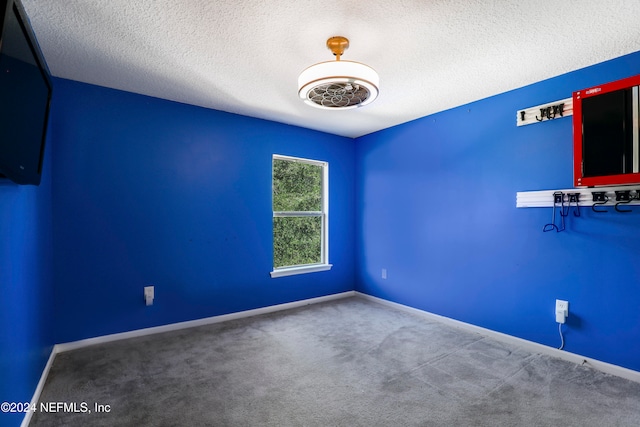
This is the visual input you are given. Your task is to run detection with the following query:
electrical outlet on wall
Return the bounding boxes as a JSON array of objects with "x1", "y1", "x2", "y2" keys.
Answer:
[
  {"x1": 555, "y1": 299, "x2": 569, "y2": 323},
  {"x1": 381, "y1": 268, "x2": 387, "y2": 279},
  {"x1": 144, "y1": 286, "x2": 154, "y2": 306}
]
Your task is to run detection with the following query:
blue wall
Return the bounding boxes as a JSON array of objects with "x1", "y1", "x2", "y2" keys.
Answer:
[
  {"x1": 4, "y1": 49, "x2": 640, "y2": 427},
  {"x1": 50, "y1": 79, "x2": 356, "y2": 343},
  {"x1": 0, "y1": 125, "x2": 54, "y2": 425},
  {"x1": 355, "y1": 51, "x2": 640, "y2": 371}
]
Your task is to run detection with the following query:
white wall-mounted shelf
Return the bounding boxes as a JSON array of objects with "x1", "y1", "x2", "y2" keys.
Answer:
[{"x1": 516, "y1": 185, "x2": 640, "y2": 208}]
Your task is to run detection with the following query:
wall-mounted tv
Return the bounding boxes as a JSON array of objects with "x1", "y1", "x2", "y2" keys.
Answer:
[
  {"x1": 573, "y1": 74, "x2": 640, "y2": 187},
  {"x1": 0, "y1": 0, "x2": 52, "y2": 186}
]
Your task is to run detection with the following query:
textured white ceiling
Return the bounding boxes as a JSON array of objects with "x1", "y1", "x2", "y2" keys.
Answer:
[{"x1": 20, "y1": 0, "x2": 640, "y2": 138}]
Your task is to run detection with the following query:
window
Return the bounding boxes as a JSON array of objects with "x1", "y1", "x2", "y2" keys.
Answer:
[{"x1": 271, "y1": 155, "x2": 331, "y2": 278}]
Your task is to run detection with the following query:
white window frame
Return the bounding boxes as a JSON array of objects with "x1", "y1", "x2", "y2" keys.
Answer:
[{"x1": 271, "y1": 154, "x2": 332, "y2": 278}]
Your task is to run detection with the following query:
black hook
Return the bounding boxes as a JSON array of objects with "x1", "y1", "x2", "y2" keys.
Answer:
[
  {"x1": 614, "y1": 190, "x2": 632, "y2": 213},
  {"x1": 557, "y1": 192, "x2": 569, "y2": 217},
  {"x1": 553, "y1": 103, "x2": 565, "y2": 118},
  {"x1": 568, "y1": 192, "x2": 581, "y2": 217},
  {"x1": 544, "y1": 192, "x2": 565, "y2": 232},
  {"x1": 520, "y1": 111, "x2": 526, "y2": 121},
  {"x1": 536, "y1": 107, "x2": 548, "y2": 122},
  {"x1": 591, "y1": 191, "x2": 608, "y2": 213}
]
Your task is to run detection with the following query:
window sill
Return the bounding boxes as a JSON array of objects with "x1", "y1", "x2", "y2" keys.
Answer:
[{"x1": 270, "y1": 264, "x2": 333, "y2": 278}]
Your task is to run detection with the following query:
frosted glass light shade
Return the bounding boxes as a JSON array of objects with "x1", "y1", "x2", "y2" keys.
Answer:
[{"x1": 298, "y1": 60, "x2": 379, "y2": 109}]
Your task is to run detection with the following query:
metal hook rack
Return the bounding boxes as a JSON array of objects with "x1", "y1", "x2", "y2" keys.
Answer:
[
  {"x1": 517, "y1": 185, "x2": 640, "y2": 209},
  {"x1": 517, "y1": 186, "x2": 640, "y2": 232}
]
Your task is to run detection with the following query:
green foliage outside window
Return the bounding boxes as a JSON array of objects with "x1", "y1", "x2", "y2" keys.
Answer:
[
  {"x1": 273, "y1": 158, "x2": 323, "y2": 268},
  {"x1": 273, "y1": 217, "x2": 322, "y2": 268}
]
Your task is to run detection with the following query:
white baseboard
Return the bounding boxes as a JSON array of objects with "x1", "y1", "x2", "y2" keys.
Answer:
[
  {"x1": 56, "y1": 291, "x2": 355, "y2": 353},
  {"x1": 356, "y1": 292, "x2": 640, "y2": 384},
  {"x1": 22, "y1": 346, "x2": 57, "y2": 427}
]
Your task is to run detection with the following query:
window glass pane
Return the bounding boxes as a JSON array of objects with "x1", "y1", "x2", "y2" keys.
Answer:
[
  {"x1": 273, "y1": 216, "x2": 321, "y2": 268},
  {"x1": 273, "y1": 159, "x2": 322, "y2": 211}
]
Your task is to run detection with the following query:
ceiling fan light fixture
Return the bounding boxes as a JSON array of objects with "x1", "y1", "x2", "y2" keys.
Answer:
[{"x1": 298, "y1": 37, "x2": 379, "y2": 110}]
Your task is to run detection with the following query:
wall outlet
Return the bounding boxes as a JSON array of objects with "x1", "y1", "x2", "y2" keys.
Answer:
[
  {"x1": 144, "y1": 286, "x2": 154, "y2": 306},
  {"x1": 555, "y1": 299, "x2": 569, "y2": 323},
  {"x1": 381, "y1": 268, "x2": 387, "y2": 279}
]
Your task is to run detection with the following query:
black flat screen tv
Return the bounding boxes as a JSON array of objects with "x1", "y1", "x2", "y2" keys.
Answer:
[{"x1": 0, "y1": 0, "x2": 52, "y2": 185}]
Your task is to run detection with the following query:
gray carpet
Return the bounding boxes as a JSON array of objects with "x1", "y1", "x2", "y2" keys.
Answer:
[{"x1": 30, "y1": 297, "x2": 640, "y2": 426}]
